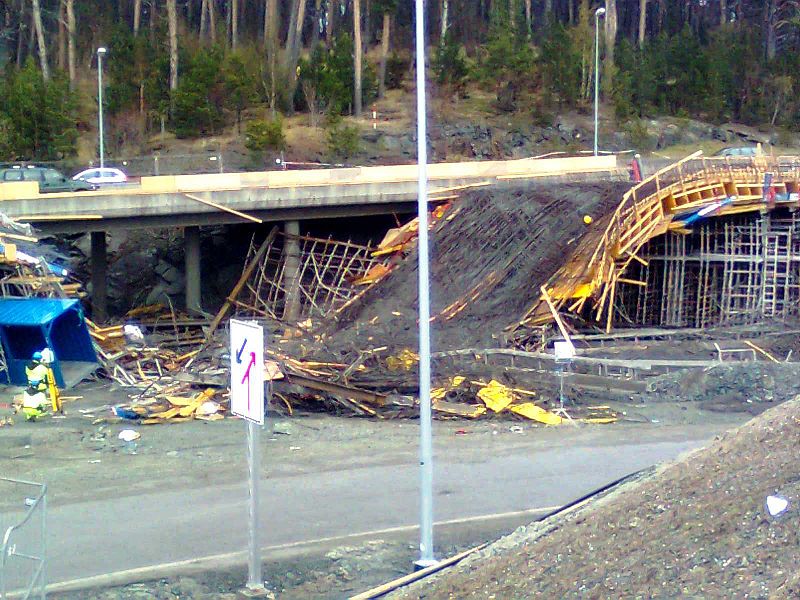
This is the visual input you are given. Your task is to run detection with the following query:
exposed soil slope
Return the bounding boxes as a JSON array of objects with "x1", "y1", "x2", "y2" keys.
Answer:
[
  {"x1": 331, "y1": 182, "x2": 629, "y2": 354},
  {"x1": 394, "y1": 396, "x2": 800, "y2": 599}
]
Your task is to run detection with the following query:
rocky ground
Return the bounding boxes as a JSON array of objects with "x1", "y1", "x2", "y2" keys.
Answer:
[{"x1": 391, "y1": 395, "x2": 800, "y2": 599}]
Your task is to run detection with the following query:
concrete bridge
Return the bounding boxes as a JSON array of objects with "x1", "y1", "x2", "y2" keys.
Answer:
[{"x1": 0, "y1": 155, "x2": 622, "y2": 321}]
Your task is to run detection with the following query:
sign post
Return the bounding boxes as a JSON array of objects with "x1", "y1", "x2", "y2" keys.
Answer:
[{"x1": 230, "y1": 319, "x2": 267, "y2": 596}]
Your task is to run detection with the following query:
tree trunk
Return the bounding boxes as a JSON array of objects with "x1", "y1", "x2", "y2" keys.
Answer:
[
  {"x1": 264, "y1": 0, "x2": 278, "y2": 114},
  {"x1": 286, "y1": 0, "x2": 307, "y2": 108},
  {"x1": 31, "y1": 0, "x2": 49, "y2": 80},
  {"x1": 568, "y1": 0, "x2": 574, "y2": 25},
  {"x1": 133, "y1": 0, "x2": 142, "y2": 33},
  {"x1": 167, "y1": 0, "x2": 178, "y2": 93},
  {"x1": 765, "y1": 0, "x2": 776, "y2": 60},
  {"x1": 150, "y1": 0, "x2": 158, "y2": 35},
  {"x1": 440, "y1": 0, "x2": 448, "y2": 41},
  {"x1": 524, "y1": 0, "x2": 531, "y2": 33},
  {"x1": 545, "y1": 0, "x2": 552, "y2": 20},
  {"x1": 353, "y1": 0, "x2": 362, "y2": 116},
  {"x1": 231, "y1": 0, "x2": 238, "y2": 49},
  {"x1": 604, "y1": 0, "x2": 617, "y2": 93},
  {"x1": 200, "y1": 0, "x2": 208, "y2": 40},
  {"x1": 16, "y1": 0, "x2": 25, "y2": 67},
  {"x1": 509, "y1": 0, "x2": 516, "y2": 30},
  {"x1": 719, "y1": 0, "x2": 726, "y2": 26},
  {"x1": 66, "y1": 0, "x2": 76, "y2": 89},
  {"x1": 327, "y1": 0, "x2": 336, "y2": 45},
  {"x1": 310, "y1": 0, "x2": 322, "y2": 47},
  {"x1": 378, "y1": 11, "x2": 390, "y2": 97},
  {"x1": 57, "y1": 0, "x2": 66, "y2": 70},
  {"x1": 638, "y1": 0, "x2": 647, "y2": 47},
  {"x1": 209, "y1": 0, "x2": 216, "y2": 43}
]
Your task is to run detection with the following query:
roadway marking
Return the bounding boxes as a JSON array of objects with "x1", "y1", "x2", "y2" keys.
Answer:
[{"x1": 44, "y1": 505, "x2": 561, "y2": 594}]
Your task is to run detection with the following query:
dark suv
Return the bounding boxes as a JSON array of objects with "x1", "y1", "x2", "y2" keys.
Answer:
[{"x1": 0, "y1": 166, "x2": 97, "y2": 192}]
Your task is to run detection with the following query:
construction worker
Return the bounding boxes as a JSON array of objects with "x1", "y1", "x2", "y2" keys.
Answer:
[
  {"x1": 21, "y1": 382, "x2": 48, "y2": 421},
  {"x1": 23, "y1": 351, "x2": 50, "y2": 421}
]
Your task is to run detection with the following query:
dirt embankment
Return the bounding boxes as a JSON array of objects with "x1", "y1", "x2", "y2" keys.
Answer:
[
  {"x1": 394, "y1": 396, "x2": 800, "y2": 599},
  {"x1": 325, "y1": 182, "x2": 629, "y2": 357}
]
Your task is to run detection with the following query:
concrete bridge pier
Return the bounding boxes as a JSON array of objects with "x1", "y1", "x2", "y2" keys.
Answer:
[
  {"x1": 91, "y1": 231, "x2": 108, "y2": 323},
  {"x1": 184, "y1": 226, "x2": 202, "y2": 315},
  {"x1": 282, "y1": 221, "x2": 301, "y2": 322}
]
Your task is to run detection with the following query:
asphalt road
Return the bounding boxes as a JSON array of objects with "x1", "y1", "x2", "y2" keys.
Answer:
[{"x1": 15, "y1": 434, "x2": 715, "y2": 587}]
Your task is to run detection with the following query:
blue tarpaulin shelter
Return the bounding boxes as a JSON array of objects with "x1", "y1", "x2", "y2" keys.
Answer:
[{"x1": 0, "y1": 298, "x2": 97, "y2": 388}]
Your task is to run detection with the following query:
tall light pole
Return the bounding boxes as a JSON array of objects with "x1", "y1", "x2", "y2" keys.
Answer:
[
  {"x1": 413, "y1": 0, "x2": 436, "y2": 570},
  {"x1": 594, "y1": 7, "x2": 605, "y2": 157},
  {"x1": 97, "y1": 47, "x2": 107, "y2": 169}
]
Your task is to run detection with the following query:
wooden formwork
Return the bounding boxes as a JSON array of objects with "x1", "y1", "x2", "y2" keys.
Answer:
[
  {"x1": 232, "y1": 232, "x2": 386, "y2": 323},
  {"x1": 512, "y1": 152, "x2": 800, "y2": 342}
]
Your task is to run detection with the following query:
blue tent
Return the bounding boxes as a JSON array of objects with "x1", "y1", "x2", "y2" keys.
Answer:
[{"x1": 0, "y1": 298, "x2": 97, "y2": 388}]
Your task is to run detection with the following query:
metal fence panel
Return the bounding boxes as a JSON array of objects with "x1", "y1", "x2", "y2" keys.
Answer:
[{"x1": 0, "y1": 478, "x2": 46, "y2": 600}]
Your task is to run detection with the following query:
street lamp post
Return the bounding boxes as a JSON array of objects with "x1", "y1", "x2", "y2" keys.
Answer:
[
  {"x1": 594, "y1": 7, "x2": 605, "y2": 157},
  {"x1": 97, "y1": 47, "x2": 107, "y2": 169}
]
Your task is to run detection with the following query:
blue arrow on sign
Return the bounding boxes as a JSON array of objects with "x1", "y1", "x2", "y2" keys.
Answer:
[{"x1": 236, "y1": 338, "x2": 248, "y2": 364}]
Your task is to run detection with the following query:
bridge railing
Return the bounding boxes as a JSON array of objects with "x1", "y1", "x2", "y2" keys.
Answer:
[{"x1": 0, "y1": 478, "x2": 46, "y2": 600}]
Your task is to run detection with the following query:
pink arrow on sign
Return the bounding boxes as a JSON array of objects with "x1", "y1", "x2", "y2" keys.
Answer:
[{"x1": 241, "y1": 352, "x2": 256, "y2": 410}]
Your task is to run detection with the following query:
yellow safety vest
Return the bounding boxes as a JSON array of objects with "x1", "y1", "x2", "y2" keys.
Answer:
[{"x1": 25, "y1": 363, "x2": 49, "y2": 392}]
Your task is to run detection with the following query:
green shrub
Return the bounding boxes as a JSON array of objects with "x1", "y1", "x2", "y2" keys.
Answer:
[
  {"x1": 326, "y1": 122, "x2": 361, "y2": 160},
  {"x1": 385, "y1": 52, "x2": 409, "y2": 90},
  {"x1": 433, "y1": 34, "x2": 469, "y2": 94},
  {"x1": 623, "y1": 119, "x2": 655, "y2": 152},
  {"x1": 297, "y1": 36, "x2": 378, "y2": 115},
  {"x1": 245, "y1": 119, "x2": 286, "y2": 153}
]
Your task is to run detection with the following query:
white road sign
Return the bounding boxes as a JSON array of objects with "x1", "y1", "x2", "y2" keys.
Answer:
[{"x1": 230, "y1": 319, "x2": 265, "y2": 424}]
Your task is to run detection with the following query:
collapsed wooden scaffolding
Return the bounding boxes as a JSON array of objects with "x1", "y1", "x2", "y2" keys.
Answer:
[
  {"x1": 511, "y1": 152, "x2": 800, "y2": 344},
  {"x1": 229, "y1": 229, "x2": 387, "y2": 323}
]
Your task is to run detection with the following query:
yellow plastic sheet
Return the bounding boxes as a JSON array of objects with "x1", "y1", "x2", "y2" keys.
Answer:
[
  {"x1": 477, "y1": 380, "x2": 515, "y2": 413},
  {"x1": 509, "y1": 402, "x2": 563, "y2": 425},
  {"x1": 386, "y1": 349, "x2": 420, "y2": 371}
]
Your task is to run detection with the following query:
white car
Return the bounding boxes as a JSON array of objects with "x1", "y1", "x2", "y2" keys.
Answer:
[{"x1": 72, "y1": 167, "x2": 128, "y2": 185}]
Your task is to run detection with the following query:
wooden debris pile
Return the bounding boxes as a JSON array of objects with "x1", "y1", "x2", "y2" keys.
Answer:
[{"x1": 102, "y1": 387, "x2": 227, "y2": 425}]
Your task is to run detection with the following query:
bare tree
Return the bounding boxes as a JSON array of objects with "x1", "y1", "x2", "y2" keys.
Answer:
[
  {"x1": 354, "y1": 0, "x2": 362, "y2": 116},
  {"x1": 263, "y1": 0, "x2": 279, "y2": 114},
  {"x1": 66, "y1": 0, "x2": 76, "y2": 89},
  {"x1": 765, "y1": 0, "x2": 777, "y2": 60},
  {"x1": 311, "y1": 0, "x2": 322, "y2": 47},
  {"x1": 134, "y1": 0, "x2": 142, "y2": 33},
  {"x1": 440, "y1": 0, "x2": 448, "y2": 40},
  {"x1": 524, "y1": 0, "x2": 531, "y2": 33},
  {"x1": 231, "y1": 0, "x2": 239, "y2": 49},
  {"x1": 57, "y1": 0, "x2": 65, "y2": 70},
  {"x1": 209, "y1": 0, "x2": 217, "y2": 43},
  {"x1": 167, "y1": 0, "x2": 178, "y2": 93},
  {"x1": 720, "y1": 0, "x2": 726, "y2": 25},
  {"x1": 200, "y1": 0, "x2": 208, "y2": 39},
  {"x1": 285, "y1": 0, "x2": 307, "y2": 107},
  {"x1": 378, "y1": 10, "x2": 391, "y2": 97},
  {"x1": 31, "y1": 0, "x2": 49, "y2": 80},
  {"x1": 604, "y1": 0, "x2": 617, "y2": 93},
  {"x1": 638, "y1": 0, "x2": 647, "y2": 46}
]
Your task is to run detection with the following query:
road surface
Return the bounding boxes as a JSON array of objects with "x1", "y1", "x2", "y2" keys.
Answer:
[{"x1": 28, "y1": 434, "x2": 714, "y2": 587}]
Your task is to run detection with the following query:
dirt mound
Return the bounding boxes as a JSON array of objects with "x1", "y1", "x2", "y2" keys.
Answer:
[
  {"x1": 330, "y1": 182, "x2": 629, "y2": 354},
  {"x1": 393, "y1": 396, "x2": 800, "y2": 599}
]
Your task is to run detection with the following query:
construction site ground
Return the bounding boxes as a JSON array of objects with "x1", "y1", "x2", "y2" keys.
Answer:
[{"x1": 0, "y1": 380, "x2": 753, "y2": 599}]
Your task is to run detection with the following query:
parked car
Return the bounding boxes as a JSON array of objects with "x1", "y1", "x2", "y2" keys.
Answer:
[
  {"x1": 72, "y1": 167, "x2": 128, "y2": 185},
  {"x1": 714, "y1": 146, "x2": 761, "y2": 157},
  {"x1": 0, "y1": 165, "x2": 96, "y2": 192}
]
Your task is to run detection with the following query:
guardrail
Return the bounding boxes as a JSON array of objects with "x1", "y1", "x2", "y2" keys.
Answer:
[{"x1": 0, "y1": 478, "x2": 46, "y2": 600}]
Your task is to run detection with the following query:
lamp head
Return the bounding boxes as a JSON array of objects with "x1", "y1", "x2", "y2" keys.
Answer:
[
  {"x1": 596, "y1": 7, "x2": 606, "y2": 17},
  {"x1": 97, "y1": 47, "x2": 107, "y2": 55}
]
